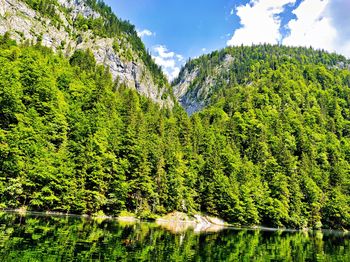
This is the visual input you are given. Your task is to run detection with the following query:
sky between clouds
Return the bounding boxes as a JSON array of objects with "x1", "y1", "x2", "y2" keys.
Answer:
[{"x1": 106, "y1": 0, "x2": 350, "y2": 80}]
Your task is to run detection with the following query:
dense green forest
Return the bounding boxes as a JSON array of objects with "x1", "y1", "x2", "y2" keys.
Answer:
[
  {"x1": 174, "y1": 45, "x2": 349, "y2": 87},
  {"x1": 0, "y1": 34, "x2": 350, "y2": 230},
  {"x1": 174, "y1": 45, "x2": 350, "y2": 112}
]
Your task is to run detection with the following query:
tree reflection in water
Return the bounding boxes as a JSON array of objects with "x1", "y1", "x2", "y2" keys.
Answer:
[{"x1": 0, "y1": 212, "x2": 349, "y2": 261}]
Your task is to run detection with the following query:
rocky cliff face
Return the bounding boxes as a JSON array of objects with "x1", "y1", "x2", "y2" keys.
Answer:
[
  {"x1": 0, "y1": 0, "x2": 173, "y2": 107},
  {"x1": 173, "y1": 67, "x2": 205, "y2": 115},
  {"x1": 173, "y1": 54, "x2": 234, "y2": 115}
]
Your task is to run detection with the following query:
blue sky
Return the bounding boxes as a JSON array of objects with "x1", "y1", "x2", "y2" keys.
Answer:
[
  {"x1": 105, "y1": 0, "x2": 240, "y2": 57},
  {"x1": 105, "y1": 0, "x2": 350, "y2": 80}
]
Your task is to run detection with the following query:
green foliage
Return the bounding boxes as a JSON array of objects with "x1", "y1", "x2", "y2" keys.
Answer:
[
  {"x1": 69, "y1": 49, "x2": 96, "y2": 72},
  {"x1": 0, "y1": 36, "x2": 187, "y2": 219},
  {"x1": 173, "y1": 44, "x2": 350, "y2": 229},
  {"x1": 0, "y1": 35, "x2": 350, "y2": 230},
  {"x1": 23, "y1": 0, "x2": 63, "y2": 28}
]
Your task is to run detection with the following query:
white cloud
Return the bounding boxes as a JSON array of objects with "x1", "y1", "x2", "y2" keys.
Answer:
[
  {"x1": 227, "y1": 0, "x2": 350, "y2": 58},
  {"x1": 230, "y1": 8, "x2": 234, "y2": 15},
  {"x1": 153, "y1": 56, "x2": 176, "y2": 68},
  {"x1": 283, "y1": 0, "x2": 350, "y2": 57},
  {"x1": 170, "y1": 67, "x2": 181, "y2": 80},
  {"x1": 154, "y1": 45, "x2": 175, "y2": 58},
  {"x1": 227, "y1": 0, "x2": 296, "y2": 46},
  {"x1": 152, "y1": 45, "x2": 184, "y2": 81},
  {"x1": 202, "y1": 48, "x2": 207, "y2": 52},
  {"x1": 176, "y1": 54, "x2": 184, "y2": 62},
  {"x1": 328, "y1": 0, "x2": 350, "y2": 40},
  {"x1": 283, "y1": 0, "x2": 336, "y2": 51},
  {"x1": 137, "y1": 29, "x2": 155, "y2": 38}
]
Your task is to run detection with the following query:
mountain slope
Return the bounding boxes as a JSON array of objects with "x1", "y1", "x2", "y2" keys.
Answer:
[
  {"x1": 0, "y1": 0, "x2": 173, "y2": 106},
  {"x1": 173, "y1": 45, "x2": 350, "y2": 114},
  {"x1": 171, "y1": 45, "x2": 350, "y2": 229}
]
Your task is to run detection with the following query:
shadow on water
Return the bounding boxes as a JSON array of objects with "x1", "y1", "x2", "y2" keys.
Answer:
[{"x1": 0, "y1": 211, "x2": 349, "y2": 261}]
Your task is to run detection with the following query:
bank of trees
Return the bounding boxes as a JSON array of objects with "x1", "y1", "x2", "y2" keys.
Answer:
[{"x1": 0, "y1": 37, "x2": 349, "y2": 229}]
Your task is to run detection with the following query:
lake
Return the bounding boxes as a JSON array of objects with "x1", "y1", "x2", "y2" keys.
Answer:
[{"x1": 0, "y1": 211, "x2": 349, "y2": 261}]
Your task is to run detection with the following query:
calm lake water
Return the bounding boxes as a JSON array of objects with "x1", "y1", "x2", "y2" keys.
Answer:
[{"x1": 0, "y1": 212, "x2": 349, "y2": 261}]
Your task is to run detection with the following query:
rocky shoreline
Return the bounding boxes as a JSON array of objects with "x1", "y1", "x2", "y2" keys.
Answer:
[
  {"x1": 2, "y1": 209, "x2": 227, "y2": 233},
  {"x1": 2, "y1": 209, "x2": 349, "y2": 233},
  {"x1": 155, "y1": 212, "x2": 227, "y2": 233}
]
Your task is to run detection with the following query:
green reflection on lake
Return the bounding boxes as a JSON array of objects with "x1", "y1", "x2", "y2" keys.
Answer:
[{"x1": 0, "y1": 212, "x2": 349, "y2": 261}]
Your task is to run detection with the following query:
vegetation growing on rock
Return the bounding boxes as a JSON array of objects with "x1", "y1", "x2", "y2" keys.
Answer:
[{"x1": 1, "y1": 0, "x2": 171, "y2": 104}]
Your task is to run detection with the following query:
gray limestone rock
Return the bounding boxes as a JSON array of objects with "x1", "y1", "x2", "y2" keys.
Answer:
[{"x1": 0, "y1": 0, "x2": 173, "y2": 107}]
